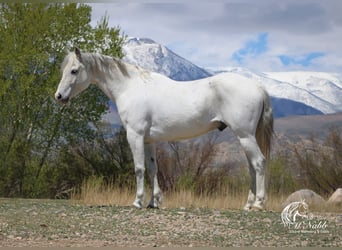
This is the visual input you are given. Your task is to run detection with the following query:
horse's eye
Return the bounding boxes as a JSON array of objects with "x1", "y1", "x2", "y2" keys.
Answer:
[{"x1": 71, "y1": 69, "x2": 78, "y2": 75}]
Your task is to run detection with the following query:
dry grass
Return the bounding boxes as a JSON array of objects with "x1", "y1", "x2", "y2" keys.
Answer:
[
  {"x1": 71, "y1": 181, "x2": 341, "y2": 213},
  {"x1": 73, "y1": 176, "x2": 342, "y2": 212},
  {"x1": 166, "y1": 192, "x2": 290, "y2": 211},
  {"x1": 163, "y1": 189, "x2": 247, "y2": 210},
  {"x1": 71, "y1": 176, "x2": 135, "y2": 207},
  {"x1": 71, "y1": 176, "x2": 290, "y2": 211}
]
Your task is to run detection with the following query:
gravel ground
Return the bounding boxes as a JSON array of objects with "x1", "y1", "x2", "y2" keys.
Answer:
[{"x1": 0, "y1": 199, "x2": 341, "y2": 247}]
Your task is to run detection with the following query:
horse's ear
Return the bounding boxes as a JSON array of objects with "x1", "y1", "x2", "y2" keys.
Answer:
[{"x1": 74, "y1": 47, "x2": 82, "y2": 60}]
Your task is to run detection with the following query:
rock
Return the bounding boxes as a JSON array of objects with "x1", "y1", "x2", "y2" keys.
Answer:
[
  {"x1": 282, "y1": 189, "x2": 325, "y2": 208},
  {"x1": 327, "y1": 188, "x2": 342, "y2": 206}
]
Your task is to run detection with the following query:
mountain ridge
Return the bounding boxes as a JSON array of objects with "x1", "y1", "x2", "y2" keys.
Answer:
[{"x1": 123, "y1": 37, "x2": 211, "y2": 81}]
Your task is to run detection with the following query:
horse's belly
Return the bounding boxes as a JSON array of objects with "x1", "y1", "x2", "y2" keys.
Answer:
[{"x1": 146, "y1": 121, "x2": 217, "y2": 142}]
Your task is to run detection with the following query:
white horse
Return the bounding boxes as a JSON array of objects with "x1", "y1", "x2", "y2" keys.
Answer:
[{"x1": 55, "y1": 48, "x2": 273, "y2": 210}]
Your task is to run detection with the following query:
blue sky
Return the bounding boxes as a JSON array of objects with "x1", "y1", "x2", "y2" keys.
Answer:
[
  {"x1": 278, "y1": 53, "x2": 325, "y2": 67},
  {"x1": 90, "y1": 1, "x2": 342, "y2": 72},
  {"x1": 231, "y1": 32, "x2": 325, "y2": 68},
  {"x1": 232, "y1": 32, "x2": 269, "y2": 65}
]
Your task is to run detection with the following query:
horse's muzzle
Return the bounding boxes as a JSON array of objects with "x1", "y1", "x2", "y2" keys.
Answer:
[{"x1": 55, "y1": 93, "x2": 69, "y2": 104}]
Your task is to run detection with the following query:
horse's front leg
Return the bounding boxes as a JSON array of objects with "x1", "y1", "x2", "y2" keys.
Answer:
[
  {"x1": 127, "y1": 128, "x2": 145, "y2": 208},
  {"x1": 145, "y1": 143, "x2": 162, "y2": 208}
]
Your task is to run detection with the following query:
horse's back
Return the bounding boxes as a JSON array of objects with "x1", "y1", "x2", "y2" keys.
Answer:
[{"x1": 210, "y1": 72, "x2": 264, "y2": 93}]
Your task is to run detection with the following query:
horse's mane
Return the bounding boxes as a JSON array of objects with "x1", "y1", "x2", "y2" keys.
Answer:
[
  {"x1": 61, "y1": 52, "x2": 130, "y2": 78},
  {"x1": 60, "y1": 53, "x2": 72, "y2": 72}
]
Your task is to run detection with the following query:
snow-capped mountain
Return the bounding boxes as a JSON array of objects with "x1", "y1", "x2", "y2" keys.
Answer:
[
  {"x1": 216, "y1": 67, "x2": 341, "y2": 114},
  {"x1": 121, "y1": 37, "x2": 342, "y2": 117},
  {"x1": 266, "y1": 71, "x2": 342, "y2": 109},
  {"x1": 123, "y1": 37, "x2": 211, "y2": 81}
]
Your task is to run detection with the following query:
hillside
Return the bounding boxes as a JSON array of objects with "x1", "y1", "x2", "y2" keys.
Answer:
[{"x1": 274, "y1": 112, "x2": 342, "y2": 139}]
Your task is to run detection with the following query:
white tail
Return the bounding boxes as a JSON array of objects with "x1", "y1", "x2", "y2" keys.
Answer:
[{"x1": 256, "y1": 89, "x2": 274, "y2": 159}]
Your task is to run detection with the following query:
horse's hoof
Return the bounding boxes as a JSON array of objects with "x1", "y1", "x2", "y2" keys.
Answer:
[
  {"x1": 132, "y1": 200, "x2": 143, "y2": 209},
  {"x1": 147, "y1": 204, "x2": 159, "y2": 209},
  {"x1": 251, "y1": 204, "x2": 265, "y2": 211},
  {"x1": 243, "y1": 204, "x2": 252, "y2": 211}
]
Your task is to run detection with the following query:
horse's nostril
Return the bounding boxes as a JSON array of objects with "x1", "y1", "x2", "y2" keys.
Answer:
[{"x1": 55, "y1": 93, "x2": 69, "y2": 104}]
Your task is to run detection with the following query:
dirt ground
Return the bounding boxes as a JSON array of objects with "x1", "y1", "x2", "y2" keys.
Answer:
[{"x1": 0, "y1": 199, "x2": 341, "y2": 247}]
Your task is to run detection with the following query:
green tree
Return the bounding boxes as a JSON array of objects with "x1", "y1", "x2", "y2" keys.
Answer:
[{"x1": 0, "y1": 3, "x2": 125, "y2": 197}]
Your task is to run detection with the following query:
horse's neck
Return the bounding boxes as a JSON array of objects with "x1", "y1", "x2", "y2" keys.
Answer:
[{"x1": 87, "y1": 53, "x2": 134, "y2": 101}]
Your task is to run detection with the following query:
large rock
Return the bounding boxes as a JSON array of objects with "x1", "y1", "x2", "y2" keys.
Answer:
[
  {"x1": 282, "y1": 189, "x2": 325, "y2": 208},
  {"x1": 327, "y1": 188, "x2": 342, "y2": 206}
]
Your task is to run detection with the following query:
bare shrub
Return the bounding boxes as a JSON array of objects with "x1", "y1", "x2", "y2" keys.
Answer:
[
  {"x1": 157, "y1": 132, "x2": 220, "y2": 193},
  {"x1": 156, "y1": 132, "x2": 250, "y2": 197},
  {"x1": 294, "y1": 128, "x2": 342, "y2": 195},
  {"x1": 267, "y1": 156, "x2": 298, "y2": 195}
]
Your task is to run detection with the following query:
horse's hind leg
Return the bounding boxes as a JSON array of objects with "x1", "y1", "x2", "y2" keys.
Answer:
[
  {"x1": 145, "y1": 143, "x2": 162, "y2": 208},
  {"x1": 239, "y1": 135, "x2": 266, "y2": 210},
  {"x1": 244, "y1": 159, "x2": 256, "y2": 211}
]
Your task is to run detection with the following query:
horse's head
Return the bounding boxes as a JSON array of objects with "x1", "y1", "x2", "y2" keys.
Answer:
[{"x1": 55, "y1": 47, "x2": 91, "y2": 103}]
